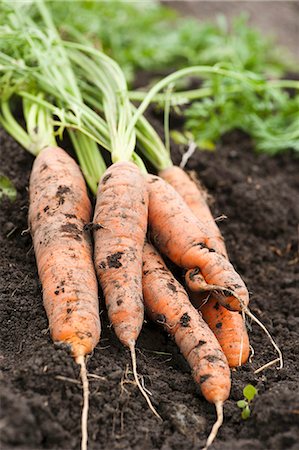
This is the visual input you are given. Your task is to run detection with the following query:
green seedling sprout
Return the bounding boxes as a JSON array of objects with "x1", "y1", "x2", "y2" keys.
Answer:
[{"x1": 237, "y1": 384, "x2": 258, "y2": 419}]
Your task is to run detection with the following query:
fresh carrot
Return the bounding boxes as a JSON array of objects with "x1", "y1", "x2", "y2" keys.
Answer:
[
  {"x1": 93, "y1": 161, "x2": 160, "y2": 417},
  {"x1": 159, "y1": 166, "x2": 227, "y2": 258},
  {"x1": 142, "y1": 241, "x2": 231, "y2": 449},
  {"x1": 185, "y1": 269, "x2": 250, "y2": 367},
  {"x1": 149, "y1": 169, "x2": 283, "y2": 371},
  {"x1": 183, "y1": 269, "x2": 250, "y2": 367},
  {"x1": 190, "y1": 293, "x2": 250, "y2": 367},
  {"x1": 93, "y1": 162, "x2": 147, "y2": 348},
  {"x1": 147, "y1": 174, "x2": 249, "y2": 312},
  {"x1": 29, "y1": 146, "x2": 101, "y2": 450}
]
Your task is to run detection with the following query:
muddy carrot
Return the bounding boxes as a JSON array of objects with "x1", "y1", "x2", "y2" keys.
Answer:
[
  {"x1": 29, "y1": 147, "x2": 101, "y2": 358},
  {"x1": 29, "y1": 146, "x2": 101, "y2": 449},
  {"x1": 159, "y1": 166, "x2": 227, "y2": 258},
  {"x1": 147, "y1": 174, "x2": 249, "y2": 312},
  {"x1": 147, "y1": 174, "x2": 282, "y2": 369},
  {"x1": 190, "y1": 293, "x2": 250, "y2": 367},
  {"x1": 185, "y1": 269, "x2": 250, "y2": 367},
  {"x1": 93, "y1": 161, "x2": 159, "y2": 417},
  {"x1": 142, "y1": 241, "x2": 231, "y2": 449}
]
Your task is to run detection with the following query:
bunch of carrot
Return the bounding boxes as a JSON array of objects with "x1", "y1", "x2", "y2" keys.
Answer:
[{"x1": 0, "y1": 2, "x2": 283, "y2": 450}]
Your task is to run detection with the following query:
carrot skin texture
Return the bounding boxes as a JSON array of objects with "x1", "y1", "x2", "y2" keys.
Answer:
[
  {"x1": 142, "y1": 242, "x2": 231, "y2": 404},
  {"x1": 147, "y1": 174, "x2": 249, "y2": 311},
  {"x1": 159, "y1": 166, "x2": 250, "y2": 365},
  {"x1": 201, "y1": 298, "x2": 249, "y2": 367},
  {"x1": 29, "y1": 146, "x2": 101, "y2": 359},
  {"x1": 159, "y1": 166, "x2": 227, "y2": 257},
  {"x1": 190, "y1": 292, "x2": 250, "y2": 367},
  {"x1": 93, "y1": 162, "x2": 148, "y2": 347}
]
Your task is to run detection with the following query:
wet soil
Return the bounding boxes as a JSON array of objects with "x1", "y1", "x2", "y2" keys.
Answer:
[{"x1": 1, "y1": 116, "x2": 299, "y2": 450}]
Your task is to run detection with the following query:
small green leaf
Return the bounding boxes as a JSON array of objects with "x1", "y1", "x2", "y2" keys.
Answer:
[
  {"x1": 243, "y1": 384, "x2": 257, "y2": 401},
  {"x1": 241, "y1": 405, "x2": 251, "y2": 420},
  {"x1": 0, "y1": 175, "x2": 17, "y2": 202},
  {"x1": 237, "y1": 400, "x2": 247, "y2": 409}
]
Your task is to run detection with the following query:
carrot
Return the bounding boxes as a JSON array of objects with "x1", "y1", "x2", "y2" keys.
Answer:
[
  {"x1": 142, "y1": 241, "x2": 231, "y2": 449},
  {"x1": 147, "y1": 174, "x2": 249, "y2": 312},
  {"x1": 153, "y1": 169, "x2": 282, "y2": 370},
  {"x1": 159, "y1": 166, "x2": 227, "y2": 258},
  {"x1": 201, "y1": 299, "x2": 249, "y2": 367},
  {"x1": 29, "y1": 146, "x2": 101, "y2": 450},
  {"x1": 185, "y1": 272, "x2": 250, "y2": 367},
  {"x1": 93, "y1": 161, "x2": 159, "y2": 418},
  {"x1": 190, "y1": 293, "x2": 249, "y2": 367},
  {"x1": 93, "y1": 162, "x2": 146, "y2": 347}
]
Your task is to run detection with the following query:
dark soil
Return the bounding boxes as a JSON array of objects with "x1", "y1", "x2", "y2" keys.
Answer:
[{"x1": 1, "y1": 115, "x2": 299, "y2": 450}]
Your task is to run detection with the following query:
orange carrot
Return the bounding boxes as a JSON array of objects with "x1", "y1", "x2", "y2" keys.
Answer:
[
  {"x1": 93, "y1": 161, "x2": 159, "y2": 417},
  {"x1": 142, "y1": 241, "x2": 231, "y2": 449},
  {"x1": 158, "y1": 167, "x2": 250, "y2": 366},
  {"x1": 93, "y1": 162, "x2": 147, "y2": 347},
  {"x1": 147, "y1": 174, "x2": 249, "y2": 312},
  {"x1": 191, "y1": 293, "x2": 250, "y2": 367},
  {"x1": 157, "y1": 167, "x2": 282, "y2": 370},
  {"x1": 29, "y1": 146, "x2": 101, "y2": 450},
  {"x1": 159, "y1": 166, "x2": 227, "y2": 257},
  {"x1": 29, "y1": 146, "x2": 100, "y2": 358}
]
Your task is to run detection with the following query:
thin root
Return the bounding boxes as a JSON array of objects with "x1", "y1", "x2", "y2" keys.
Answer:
[
  {"x1": 202, "y1": 401, "x2": 223, "y2": 450},
  {"x1": 141, "y1": 376, "x2": 153, "y2": 396},
  {"x1": 216, "y1": 288, "x2": 283, "y2": 371},
  {"x1": 129, "y1": 343, "x2": 162, "y2": 420},
  {"x1": 55, "y1": 375, "x2": 81, "y2": 385},
  {"x1": 249, "y1": 345, "x2": 255, "y2": 364},
  {"x1": 244, "y1": 307, "x2": 283, "y2": 370},
  {"x1": 254, "y1": 357, "x2": 281, "y2": 374},
  {"x1": 76, "y1": 355, "x2": 89, "y2": 450},
  {"x1": 87, "y1": 373, "x2": 107, "y2": 381},
  {"x1": 180, "y1": 140, "x2": 197, "y2": 169}
]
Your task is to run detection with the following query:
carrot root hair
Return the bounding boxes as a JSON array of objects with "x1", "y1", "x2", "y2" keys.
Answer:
[
  {"x1": 202, "y1": 401, "x2": 223, "y2": 450},
  {"x1": 244, "y1": 307, "x2": 283, "y2": 371},
  {"x1": 254, "y1": 357, "x2": 281, "y2": 374},
  {"x1": 220, "y1": 289, "x2": 283, "y2": 371},
  {"x1": 129, "y1": 342, "x2": 162, "y2": 420},
  {"x1": 76, "y1": 355, "x2": 90, "y2": 450},
  {"x1": 249, "y1": 344, "x2": 255, "y2": 363}
]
